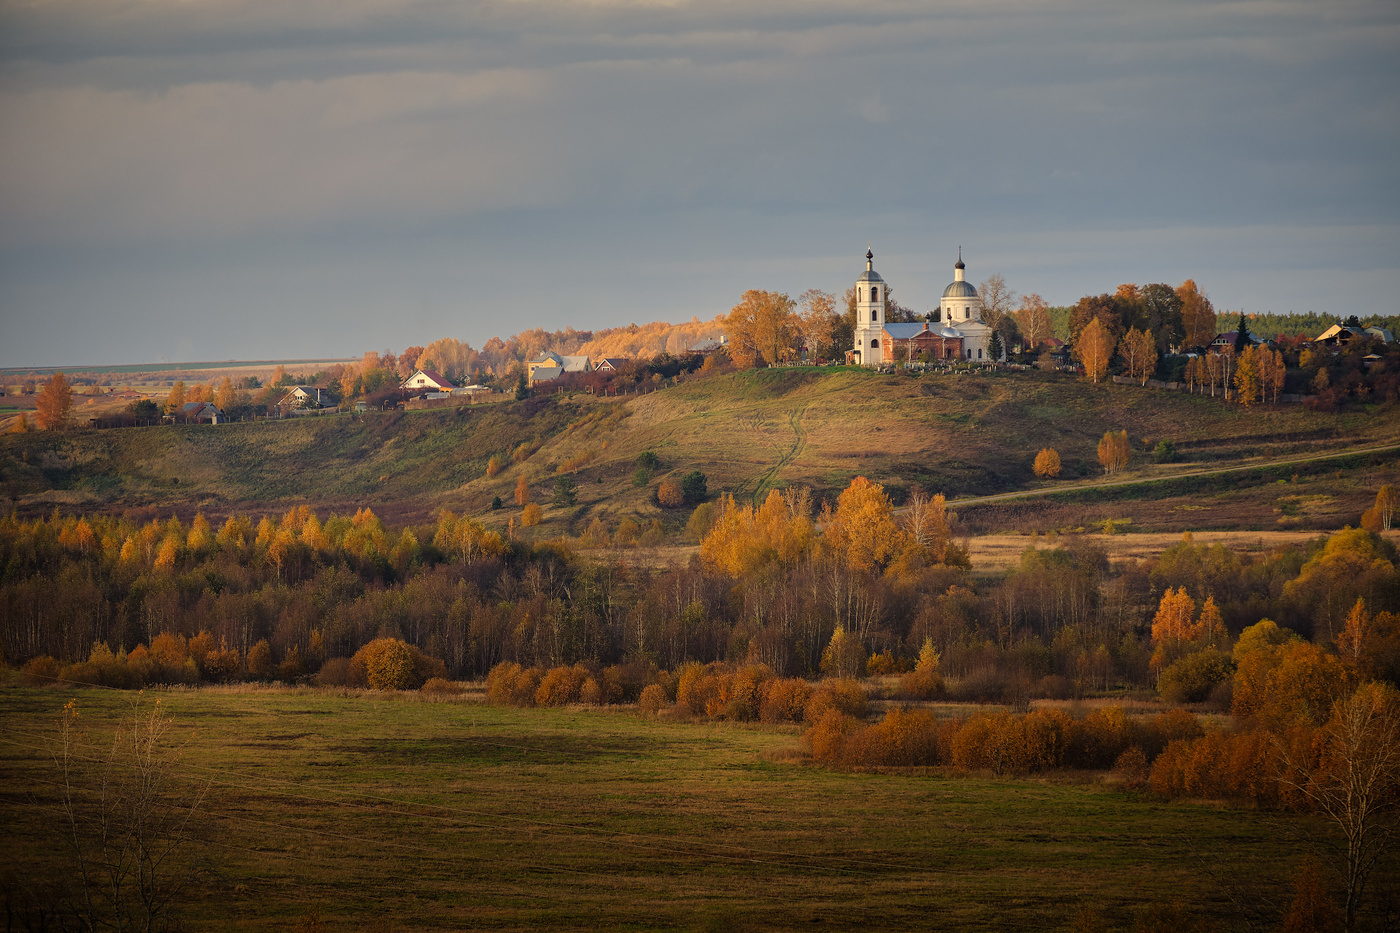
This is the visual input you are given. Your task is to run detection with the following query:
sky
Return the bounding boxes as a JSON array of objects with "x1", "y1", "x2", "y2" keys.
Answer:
[{"x1": 1, "y1": 0, "x2": 1397, "y2": 368}]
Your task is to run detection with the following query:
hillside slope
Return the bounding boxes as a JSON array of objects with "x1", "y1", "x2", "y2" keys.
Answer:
[{"x1": 1, "y1": 368, "x2": 1396, "y2": 531}]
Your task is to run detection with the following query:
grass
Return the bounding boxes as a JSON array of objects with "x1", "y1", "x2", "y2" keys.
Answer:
[
  {"x1": 0, "y1": 685, "x2": 1324, "y2": 931},
  {"x1": 1, "y1": 367, "x2": 1396, "y2": 533}
]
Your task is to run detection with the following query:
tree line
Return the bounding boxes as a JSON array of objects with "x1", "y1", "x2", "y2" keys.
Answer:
[{"x1": 4, "y1": 478, "x2": 1397, "y2": 697}]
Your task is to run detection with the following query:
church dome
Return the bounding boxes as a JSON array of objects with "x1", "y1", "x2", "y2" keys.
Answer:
[
  {"x1": 856, "y1": 248, "x2": 884, "y2": 283},
  {"x1": 942, "y1": 280, "x2": 977, "y2": 299}
]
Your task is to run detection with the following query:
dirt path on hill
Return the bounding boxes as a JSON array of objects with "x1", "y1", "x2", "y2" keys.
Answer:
[
  {"x1": 589, "y1": 529, "x2": 1400, "y2": 572},
  {"x1": 964, "y1": 529, "x2": 1350, "y2": 571},
  {"x1": 947, "y1": 440, "x2": 1400, "y2": 508}
]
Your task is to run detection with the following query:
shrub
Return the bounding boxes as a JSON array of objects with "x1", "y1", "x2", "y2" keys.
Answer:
[
  {"x1": 675, "y1": 662, "x2": 723, "y2": 717},
  {"x1": 804, "y1": 678, "x2": 868, "y2": 723},
  {"x1": 316, "y1": 657, "x2": 351, "y2": 687},
  {"x1": 350, "y1": 638, "x2": 415, "y2": 690},
  {"x1": 657, "y1": 479, "x2": 684, "y2": 508},
  {"x1": 638, "y1": 683, "x2": 669, "y2": 715},
  {"x1": 246, "y1": 639, "x2": 274, "y2": 681},
  {"x1": 1113, "y1": 746, "x2": 1150, "y2": 789},
  {"x1": 486, "y1": 662, "x2": 542, "y2": 707},
  {"x1": 1066, "y1": 707, "x2": 1131, "y2": 770},
  {"x1": 806, "y1": 710, "x2": 860, "y2": 765},
  {"x1": 760, "y1": 678, "x2": 813, "y2": 724},
  {"x1": 1158, "y1": 650, "x2": 1235, "y2": 704},
  {"x1": 535, "y1": 664, "x2": 590, "y2": 706},
  {"x1": 420, "y1": 677, "x2": 459, "y2": 696},
  {"x1": 846, "y1": 708, "x2": 944, "y2": 768},
  {"x1": 21, "y1": 655, "x2": 61, "y2": 686}
]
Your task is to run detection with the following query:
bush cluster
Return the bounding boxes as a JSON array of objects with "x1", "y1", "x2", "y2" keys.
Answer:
[
  {"x1": 486, "y1": 660, "x2": 654, "y2": 708},
  {"x1": 483, "y1": 660, "x2": 868, "y2": 725},
  {"x1": 807, "y1": 705, "x2": 1205, "y2": 775}
]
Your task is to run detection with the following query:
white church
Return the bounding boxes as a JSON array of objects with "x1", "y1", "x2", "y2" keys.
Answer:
[{"x1": 848, "y1": 249, "x2": 997, "y2": 367}]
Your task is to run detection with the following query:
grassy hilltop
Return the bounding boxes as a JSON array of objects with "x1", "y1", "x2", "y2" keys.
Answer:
[{"x1": 1, "y1": 367, "x2": 1397, "y2": 531}]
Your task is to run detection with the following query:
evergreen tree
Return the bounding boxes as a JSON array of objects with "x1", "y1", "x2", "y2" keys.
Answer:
[{"x1": 1233, "y1": 312, "x2": 1251, "y2": 355}]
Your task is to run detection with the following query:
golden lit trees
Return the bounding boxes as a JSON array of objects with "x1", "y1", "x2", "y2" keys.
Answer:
[
  {"x1": 1073, "y1": 317, "x2": 1115, "y2": 383},
  {"x1": 1152, "y1": 587, "x2": 1197, "y2": 645},
  {"x1": 1120, "y1": 327, "x2": 1157, "y2": 385},
  {"x1": 1032, "y1": 448, "x2": 1061, "y2": 478},
  {"x1": 725, "y1": 290, "x2": 800, "y2": 367},
  {"x1": 1177, "y1": 279, "x2": 1217, "y2": 350},
  {"x1": 36, "y1": 372, "x2": 74, "y2": 430},
  {"x1": 1234, "y1": 344, "x2": 1262, "y2": 406},
  {"x1": 700, "y1": 489, "x2": 814, "y2": 577},
  {"x1": 165, "y1": 381, "x2": 186, "y2": 414},
  {"x1": 902, "y1": 489, "x2": 966, "y2": 567},
  {"x1": 1096, "y1": 430, "x2": 1130, "y2": 475},
  {"x1": 820, "y1": 477, "x2": 904, "y2": 575}
]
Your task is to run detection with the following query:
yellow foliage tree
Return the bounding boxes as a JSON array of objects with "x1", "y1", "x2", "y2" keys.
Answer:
[
  {"x1": 1096, "y1": 430, "x2": 1130, "y2": 475},
  {"x1": 1120, "y1": 327, "x2": 1157, "y2": 385},
  {"x1": 1032, "y1": 448, "x2": 1061, "y2": 478},
  {"x1": 1074, "y1": 317, "x2": 1115, "y2": 383},
  {"x1": 820, "y1": 477, "x2": 904, "y2": 575},
  {"x1": 725, "y1": 290, "x2": 800, "y2": 367}
]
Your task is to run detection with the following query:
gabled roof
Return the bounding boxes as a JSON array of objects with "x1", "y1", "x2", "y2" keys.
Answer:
[
  {"x1": 529, "y1": 366, "x2": 564, "y2": 383},
  {"x1": 401, "y1": 369, "x2": 456, "y2": 390},
  {"x1": 279, "y1": 386, "x2": 328, "y2": 407}
]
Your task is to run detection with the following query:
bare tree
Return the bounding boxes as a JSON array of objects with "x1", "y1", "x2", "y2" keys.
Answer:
[
  {"x1": 1277, "y1": 683, "x2": 1400, "y2": 933},
  {"x1": 979, "y1": 274, "x2": 1016, "y2": 330},
  {"x1": 55, "y1": 695, "x2": 209, "y2": 931}
]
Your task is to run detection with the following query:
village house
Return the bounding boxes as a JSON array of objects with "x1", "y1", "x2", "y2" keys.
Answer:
[
  {"x1": 1314, "y1": 323, "x2": 1394, "y2": 347},
  {"x1": 528, "y1": 351, "x2": 592, "y2": 384},
  {"x1": 401, "y1": 369, "x2": 457, "y2": 393},
  {"x1": 178, "y1": 402, "x2": 225, "y2": 424},
  {"x1": 276, "y1": 386, "x2": 331, "y2": 414}
]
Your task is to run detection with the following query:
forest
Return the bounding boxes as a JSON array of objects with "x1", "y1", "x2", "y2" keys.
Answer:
[{"x1": 5, "y1": 477, "x2": 1396, "y2": 699}]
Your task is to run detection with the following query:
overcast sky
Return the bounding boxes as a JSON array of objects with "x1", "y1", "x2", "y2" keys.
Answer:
[{"x1": 1, "y1": 0, "x2": 1397, "y2": 367}]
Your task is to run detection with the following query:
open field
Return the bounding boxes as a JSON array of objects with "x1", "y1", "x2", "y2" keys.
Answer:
[
  {"x1": 1, "y1": 367, "x2": 1397, "y2": 534},
  {"x1": 0, "y1": 686, "x2": 1323, "y2": 931}
]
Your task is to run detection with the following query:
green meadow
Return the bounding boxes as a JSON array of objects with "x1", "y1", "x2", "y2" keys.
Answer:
[{"x1": 0, "y1": 686, "x2": 1319, "y2": 931}]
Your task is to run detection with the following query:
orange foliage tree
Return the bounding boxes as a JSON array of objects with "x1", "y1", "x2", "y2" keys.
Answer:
[
  {"x1": 1032, "y1": 448, "x2": 1061, "y2": 478},
  {"x1": 1073, "y1": 317, "x2": 1115, "y2": 383},
  {"x1": 1096, "y1": 430, "x2": 1130, "y2": 475},
  {"x1": 36, "y1": 372, "x2": 74, "y2": 430}
]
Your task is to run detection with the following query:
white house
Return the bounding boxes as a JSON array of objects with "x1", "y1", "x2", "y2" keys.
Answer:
[{"x1": 401, "y1": 369, "x2": 457, "y2": 392}]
